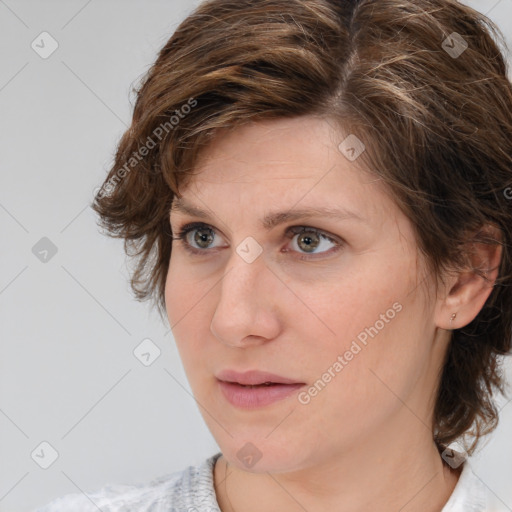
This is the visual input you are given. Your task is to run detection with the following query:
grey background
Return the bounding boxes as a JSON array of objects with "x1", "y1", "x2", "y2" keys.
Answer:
[{"x1": 0, "y1": 1, "x2": 511, "y2": 511}]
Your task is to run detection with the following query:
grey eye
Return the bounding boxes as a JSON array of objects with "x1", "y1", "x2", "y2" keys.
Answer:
[{"x1": 191, "y1": 227, "x2": 215, "y2": 249}]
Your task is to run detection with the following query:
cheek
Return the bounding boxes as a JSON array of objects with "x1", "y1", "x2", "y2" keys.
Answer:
[
  {"x1": 164, "y1": 260, "x2": 214, "y2": 366},
  {"x1": 302, "y1": 256, "x2": 426, "y2": 391},
  {"x1": 165, "y1": 261, "x2": 195, "y2": 351},
  {"x1": 309, "y1": 294, "x2": 430, "y2": 430},
  {"x1": 165, "y1": 253, "x2": 203, "y2": 325},
  {"x1": 164, "y1": 261, "x2": 183, "y2": 328},
  {"x1": 305, "y1": 260, "x2": 407, "y2": 346}
]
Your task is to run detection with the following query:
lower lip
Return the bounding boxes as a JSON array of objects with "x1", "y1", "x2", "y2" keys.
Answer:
[{"x1": 218, "y1": 380, "x2": 305, "y2": 409}]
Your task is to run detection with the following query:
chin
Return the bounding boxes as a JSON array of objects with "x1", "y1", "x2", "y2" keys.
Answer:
[{"x1": 218, "y1": 435, "x2": 308, "y2": 474}]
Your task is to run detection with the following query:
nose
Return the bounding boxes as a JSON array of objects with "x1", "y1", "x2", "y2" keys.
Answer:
[{"x1": 209, "y1": 251, "x2": 282, "y2": 348}]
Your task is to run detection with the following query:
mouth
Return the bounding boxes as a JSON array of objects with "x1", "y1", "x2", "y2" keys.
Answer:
[
  {"x1": 216, "y1": 369, "x2": 305, "y2": 386},
  {"x1": 215, "y1": 369, "x2": 306, "y2": 409},
  {"x1": 232, "y1": 382, "x2": 282, "y2": 388}
]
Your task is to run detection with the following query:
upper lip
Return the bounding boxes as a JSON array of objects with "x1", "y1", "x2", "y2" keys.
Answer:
[{"x1": 216, "y1": 369, "x2": 304, "y2": 386}]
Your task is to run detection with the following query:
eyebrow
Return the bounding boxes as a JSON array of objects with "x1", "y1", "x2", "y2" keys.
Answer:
[{"x1": 170, "y1": 197, "x2": 365, "y2": 230}]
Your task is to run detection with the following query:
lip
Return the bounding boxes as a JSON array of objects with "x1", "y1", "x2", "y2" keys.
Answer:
[
  {"x1": 216, "y1": 369, "x2": 306, "y2": 409},
  {"x1": 216, "y1": 369, "x2": 304, "y2": 386},
  {"x1": 218, "y1": 381, "x2": 305, "y2": 409}
]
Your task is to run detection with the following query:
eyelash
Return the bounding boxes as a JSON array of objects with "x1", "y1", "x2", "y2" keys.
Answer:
[{"x1": 171, "y1": 222, "x2": 344, "y2": 261}]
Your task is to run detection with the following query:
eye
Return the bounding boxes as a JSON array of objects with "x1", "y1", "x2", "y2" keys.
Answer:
[
  {"x1": 284, "y1": 226, "x2": 341, "y2": 258},
  {"x1": 172, "y1": 222, "x2": 227, "y2": 253},
  {"x1": 172, "y1": 222, "x2": 343, "y2": 259}
]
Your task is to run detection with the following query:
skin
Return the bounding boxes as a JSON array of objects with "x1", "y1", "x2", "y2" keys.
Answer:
[{"x1": 165, "y1": 116, "x2": 501, "y2": 512}]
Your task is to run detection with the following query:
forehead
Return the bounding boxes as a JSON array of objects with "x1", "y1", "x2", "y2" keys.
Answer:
[
  {"x1": 192, "y1": 116, "x2": 352, "y2": 180},
  {"x1": 172, "y1": 116, "x2": 391, "y2": 225}
]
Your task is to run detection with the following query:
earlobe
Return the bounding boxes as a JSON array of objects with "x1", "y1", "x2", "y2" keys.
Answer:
[
  {"x1": 436, "y1": 224, "x2": 502, "y2": 331},
  {"x1": 449, "y1": 312, "x2": 457, "y2": 330}
]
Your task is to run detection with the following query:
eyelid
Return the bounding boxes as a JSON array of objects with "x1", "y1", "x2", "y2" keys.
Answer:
[
  {"x1": 286, "y1": 225, "x2": 340, "y2": 243},
  {"x1": 173, "y1": 222, "x2": 227, "y2": 245}
]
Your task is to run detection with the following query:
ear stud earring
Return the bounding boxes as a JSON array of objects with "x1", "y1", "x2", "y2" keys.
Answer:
[{"x1": 450, "y1": 312, "x2": 457, "y2": 328}]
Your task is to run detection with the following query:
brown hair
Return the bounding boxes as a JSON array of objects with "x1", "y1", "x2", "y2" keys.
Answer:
[{"x1": 91, "y1": 0, "x2": 512, "y2": 454}]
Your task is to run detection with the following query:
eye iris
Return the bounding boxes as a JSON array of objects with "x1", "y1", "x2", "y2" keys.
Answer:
[
  {"x1": 194, "y1": 229, "x2": 214, "y2": 248},
  {"x1": 297, "y1": 232, "x2": 320, "y2": 253}
]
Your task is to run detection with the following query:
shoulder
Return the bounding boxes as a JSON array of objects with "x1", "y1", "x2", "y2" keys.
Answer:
[
  {"x1": 34, "y1": 452, "x2": 222, "y2": 512},
  {"x1": 441, "y1": 455, "x2": 510, "y2": 512}
]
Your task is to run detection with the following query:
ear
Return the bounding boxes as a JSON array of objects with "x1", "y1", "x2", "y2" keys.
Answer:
[{"x1": 435, "y1": 224, "x2": 503, "y2": 330}]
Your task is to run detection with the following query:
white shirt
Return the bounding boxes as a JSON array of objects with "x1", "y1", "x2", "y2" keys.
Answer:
[{"x1": 34, "y1": 451, "x2": 501, "y2": 511}]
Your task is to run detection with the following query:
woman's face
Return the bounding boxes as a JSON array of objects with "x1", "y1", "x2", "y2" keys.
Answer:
[{"x1": 165, "y1": 116, "x2": 447, "y2": 472}]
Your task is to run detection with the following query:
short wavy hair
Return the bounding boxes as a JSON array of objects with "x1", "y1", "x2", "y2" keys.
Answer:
[{"x1": 92, "y1": 0, "x2": 512, "y2": 454}]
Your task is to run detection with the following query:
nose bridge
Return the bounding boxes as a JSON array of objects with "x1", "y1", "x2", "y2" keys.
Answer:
[
  {"x1": 218, "y1": 249, "x2": 265, "y2": 315},
  {"x1": 221, "y1": 233, "x2": 269, "y2": 303}
]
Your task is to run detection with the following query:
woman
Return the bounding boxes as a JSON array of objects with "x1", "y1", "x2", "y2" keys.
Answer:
[{"x1": 37, "y1": 0, "x2": 512, "y2": 510}]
